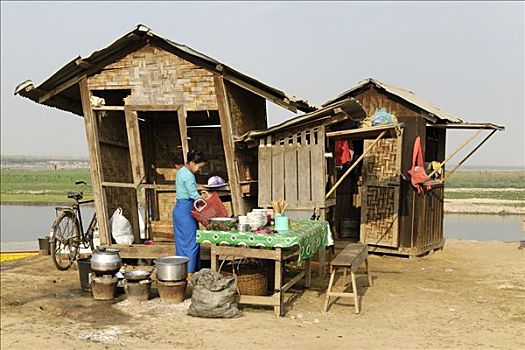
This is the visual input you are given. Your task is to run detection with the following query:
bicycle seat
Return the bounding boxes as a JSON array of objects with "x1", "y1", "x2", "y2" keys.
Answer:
[{"x1": 67, "y1": 192, "x2": 83, "y2": 200}]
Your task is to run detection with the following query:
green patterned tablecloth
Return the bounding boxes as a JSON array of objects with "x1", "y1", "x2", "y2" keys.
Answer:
[{"x1": 196, "y1": 220, "x2": 328, "y2": 264}]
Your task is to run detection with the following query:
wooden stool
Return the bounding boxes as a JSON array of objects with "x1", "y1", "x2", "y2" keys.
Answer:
[{"x1": 324, "y1": 244, "x2": 372, "y2": 314}]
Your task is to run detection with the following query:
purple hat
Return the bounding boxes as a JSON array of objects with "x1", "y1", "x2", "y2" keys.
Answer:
[{"x1": 205, "y1": 176, "x2": 227, "y2": 188}]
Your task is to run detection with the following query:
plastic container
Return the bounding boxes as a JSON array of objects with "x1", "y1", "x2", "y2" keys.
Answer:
[
  {"x1": 77, "y1": 258, "x2": 92, "y2": 291},
  {"x1": 274, "y1": 214, "x2": 289, "y2": 231},
  {"x1": 38, "y1": 237, "x2": 50, "y2": 256}
]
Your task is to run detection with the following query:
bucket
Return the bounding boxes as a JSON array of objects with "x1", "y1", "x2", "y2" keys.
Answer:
[
  {"x1": 77, "y1": 258, "x2": 92, "y2": 291},
  {"x1": 38, "y1": 237, "x2": 50, "y2": 256}
]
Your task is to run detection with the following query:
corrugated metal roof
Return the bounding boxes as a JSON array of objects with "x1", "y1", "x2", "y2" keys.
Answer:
[
  {"x1": 236, "y1": 98, "x2": 366, "y2": 141},
  {"x1": 15, "y1": 24, "x2": 317, "y2": 115},
  {"x1": 322, "y1": 78, "x2": 465, "y2": 123}
]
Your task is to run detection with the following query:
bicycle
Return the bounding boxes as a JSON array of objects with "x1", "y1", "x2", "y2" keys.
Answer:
[{"x1": 50, "y1": 181, "x2": 97, "y2": 270}]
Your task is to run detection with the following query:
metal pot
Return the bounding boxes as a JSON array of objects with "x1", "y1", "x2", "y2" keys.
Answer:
[
  {"x1": 124, "y1": 270, "x2": 151, "y2": 281},
  {"x1": 208, "y1": 217, "x2": 237, "y2": 231},
  {"x1": 90, "y1": 247, "x2": 122, "y2": 274},
  {"x1": 155, "y1": 256, "x2": 189, "y2": 281}
]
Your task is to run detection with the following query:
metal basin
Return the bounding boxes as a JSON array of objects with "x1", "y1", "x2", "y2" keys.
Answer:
[
  {"x1": 208, "y1": 217, "x2": 237, "y2": 231},
  {"x1": 155, "y1": 256, "x2": 189, "y2": 281},
  {"x1": 124, "y1": 270, "x2": 151, "y2": 281}
]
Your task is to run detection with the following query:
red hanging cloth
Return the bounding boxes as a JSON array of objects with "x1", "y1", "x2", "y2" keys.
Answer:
[
  {"x1": 407, "y1": 136, "x2": 431, "y2": 193},
  {"x1": 335, "y1": 140, "x2": 354, "y2": 166}
]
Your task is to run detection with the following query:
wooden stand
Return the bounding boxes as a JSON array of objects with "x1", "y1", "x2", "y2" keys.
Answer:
[
  {"x1": 209, "y1": 244, "x2": 317, "y2": 317},
  {"x1": 324, "y1": 244, "x2": 372, "y2": 314}
]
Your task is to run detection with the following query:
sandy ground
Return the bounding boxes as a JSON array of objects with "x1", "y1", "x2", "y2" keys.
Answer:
[{"x1": 1, "y1": 239, "x2": 524, "y2": 350}]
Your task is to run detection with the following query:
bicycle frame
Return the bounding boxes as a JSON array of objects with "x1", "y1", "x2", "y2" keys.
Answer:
[{"x1": 54, "y1": 199, "x2": 95, "y2": 239}]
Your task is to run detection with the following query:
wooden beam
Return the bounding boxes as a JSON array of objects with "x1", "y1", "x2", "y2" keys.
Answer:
[
  {"x1": 109, "y1": 244, "x2": 175, "y2": 259},
  {"x1": 282, "y1": 270, "x2": 306, "y2": 293},
  {"x1": 91, "y1": 106, "x2": 125, "y2": 111},
  {"x1": 124, "y1": 107, "x2": 146, "y2": 187},
  {"x1": 38, "y1": 75, "x2": 83, "y2": 104},
  {"x1": 177, "y1": 106, "x2": 189, "y2": 163},
  {"x1": 101, "y1": 182, "x2": 136, "y2": 188},
  {"x1": 215, "y1": 75, "x2": 245, "y2": 216},
  {"x1": 124, "y1": 104, "x2": 180, "y2": 111},
  {"x1": 79, "y1": 77, "x2": 110, "y2": 245},
  {"x1": 223, "y1": 74, "x2": 298, "y2": 113},
  {"x1": 211, "y1": 245, "x2": 280, "y2": 260}
]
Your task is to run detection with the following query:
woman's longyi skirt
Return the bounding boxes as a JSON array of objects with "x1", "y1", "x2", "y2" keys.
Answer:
[{"x1": 173, "y1": 199, "x2": 200, "y2": 273}]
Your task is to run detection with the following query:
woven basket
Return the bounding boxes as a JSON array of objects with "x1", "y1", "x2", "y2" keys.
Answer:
[{"x1": 221, "y1": 266, "x2": 268, "y2": 296}]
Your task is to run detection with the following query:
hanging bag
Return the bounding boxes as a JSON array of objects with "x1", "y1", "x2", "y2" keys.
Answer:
[
  {"x1": 191, "y1": 192, "x2": 229, "y2": 228},
  {"x1": 407, "y1": 136, "x2": 431, "y2": 193}
]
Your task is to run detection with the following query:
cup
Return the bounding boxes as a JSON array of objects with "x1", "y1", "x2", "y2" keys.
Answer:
[
  {"x1": 238, "y1": 215, "x2": 249, "y2": 225},
  {"x1": 275, "y1": 215, "x2": 289, "y2": 231}
]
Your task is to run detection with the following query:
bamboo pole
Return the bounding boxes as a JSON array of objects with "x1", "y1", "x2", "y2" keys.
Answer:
[
  {"x1": 441, "y1": 129, "x2": 497, "y2": 183},
  {"x1": 325, "y1": 131, "x2": 387, "y2": 199},
  {"x1": 427, "y1": 128, "x2": 483, "y2": 178}
]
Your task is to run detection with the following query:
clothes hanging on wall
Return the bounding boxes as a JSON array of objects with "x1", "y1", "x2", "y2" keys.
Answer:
[{"x1": 335, "y1": 140, "x2": 354, "y2": 166}]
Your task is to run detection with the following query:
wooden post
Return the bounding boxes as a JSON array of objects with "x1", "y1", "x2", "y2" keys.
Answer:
[
  {"x1": 177, "y1": 107, "x2": 189, "y2": 163},
  {"x1": 124, "y1": 108, "x2": 146, "y2": 187},
  {"x1": 79, "y1": 77, "x2": 110, "y2": 245},
  {"x1": 215, "y1": 75, "x2": 244, "y2": 215},
  {"x1": 274, "y1": 248, "x2": 283, "y2": 317}
]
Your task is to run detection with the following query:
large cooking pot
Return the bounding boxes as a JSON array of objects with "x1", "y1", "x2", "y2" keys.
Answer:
[
  {"x1": 91, "y1": 247, "x2": 122, "y2": 274},
  {"x1": 155, "y1": 256, "x2": 189, "y2": 281}
]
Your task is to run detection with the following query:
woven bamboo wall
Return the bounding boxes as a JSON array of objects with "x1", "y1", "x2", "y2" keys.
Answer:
[{"x1": 87, "y1": 45, "x2": 218, "y2": 111}]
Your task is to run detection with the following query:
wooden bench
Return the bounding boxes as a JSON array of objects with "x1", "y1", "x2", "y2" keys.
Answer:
[{"x1": 324, "y1": 244, "x2": 372, "y2": 314}]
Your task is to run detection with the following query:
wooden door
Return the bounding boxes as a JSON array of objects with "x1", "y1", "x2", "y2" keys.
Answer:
[{"x1": 360, "y1": 136, "x2": 402, "y2": 247}]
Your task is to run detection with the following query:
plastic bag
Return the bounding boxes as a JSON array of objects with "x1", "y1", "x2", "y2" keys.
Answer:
[
  {"x1": 137, "y1": 203, "x2": 146, "y2": 240},
  {"x1": 371, "y1": 108, "x2": 397, "y2": 126},
  {"x1": 187, "y1": 268, "x2": 241, "y2": 318},
  {"x1": 110, "y1": 207, "x2": 134, "y2": 245}
]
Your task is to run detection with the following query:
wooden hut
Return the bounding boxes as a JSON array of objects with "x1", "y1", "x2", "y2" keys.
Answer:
[
  {"x1": 241, "y1": 78, "x2": 504, "y2": 257},
  {"x1": 15, "y1": 24, "x2": 316, "y2": 258}
]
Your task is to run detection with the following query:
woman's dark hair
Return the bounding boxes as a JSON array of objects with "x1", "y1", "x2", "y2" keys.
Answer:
[{"x1": 187, "y1": 150, "x2": 207, "y2": 164}]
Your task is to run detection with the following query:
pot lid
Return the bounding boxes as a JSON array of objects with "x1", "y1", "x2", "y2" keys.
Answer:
[{"x1": 155, "y1": 256, "x2": 189, "y2": 265}]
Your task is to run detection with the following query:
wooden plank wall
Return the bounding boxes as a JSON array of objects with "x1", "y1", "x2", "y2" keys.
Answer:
[{"x1": 258, "y1": 127, "x2": 326, "y2": 210}]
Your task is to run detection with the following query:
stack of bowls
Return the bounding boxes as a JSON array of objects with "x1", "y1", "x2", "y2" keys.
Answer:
[{"x1": 247, "y1": 209, "x2": 268, "y2": 230}]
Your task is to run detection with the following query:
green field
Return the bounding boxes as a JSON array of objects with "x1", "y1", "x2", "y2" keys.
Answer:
[
  {"x1": 0, "y1": 168, "x2": 92, "y2": 204},
  {"x1": 0, "y1": 169, "x2": 523, "y2": 204},
  {"x1": 445, "y1": 171, "x2": 525, "y2": 189}
]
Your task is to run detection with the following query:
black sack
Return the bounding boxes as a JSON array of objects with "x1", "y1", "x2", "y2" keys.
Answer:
[{"x1": 187, "y1": 268, "x2": 241, "y2": 318}]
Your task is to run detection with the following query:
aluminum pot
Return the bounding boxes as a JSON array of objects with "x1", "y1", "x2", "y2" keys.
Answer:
[
  {"x1": 90, "y1": 247, "x2": 122, "y2": 274},
  {"x1": 155, "y1": 256, "x2": 189, "y2": 281}
]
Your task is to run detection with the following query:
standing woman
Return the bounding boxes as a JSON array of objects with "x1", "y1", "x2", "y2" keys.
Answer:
[{"x1": 173, "y1": 150, "x2": 207, "y2": 277}]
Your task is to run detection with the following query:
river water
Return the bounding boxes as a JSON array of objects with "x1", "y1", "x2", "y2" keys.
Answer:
[{"x1": 0, "y1": 204, "x2": 523, "y2": 251}]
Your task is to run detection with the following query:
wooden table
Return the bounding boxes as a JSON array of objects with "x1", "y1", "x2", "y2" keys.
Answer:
[{"x1": 197, "y1": 220, "x2": 329, "y2": 316}]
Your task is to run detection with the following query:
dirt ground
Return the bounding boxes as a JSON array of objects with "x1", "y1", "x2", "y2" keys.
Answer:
[{"x1": 1, "y1": 239, "x2": 524, "y2": 350}]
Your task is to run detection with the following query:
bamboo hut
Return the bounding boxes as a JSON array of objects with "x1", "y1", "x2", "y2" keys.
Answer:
[
  {"x1": 241, "y1": 78, "x2": 504, "y2": 257},
  {"x1": 15, "y1": 24, "x2": 316, "y2": 258}
]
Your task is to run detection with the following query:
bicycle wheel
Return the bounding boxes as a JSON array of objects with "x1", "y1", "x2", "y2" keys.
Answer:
[
  {"x1": 82, "y1": 214, "x2": 96, "y2": 250},
  {"x1": 50, "y1": 211, "x2": 80, "y2": 270}
]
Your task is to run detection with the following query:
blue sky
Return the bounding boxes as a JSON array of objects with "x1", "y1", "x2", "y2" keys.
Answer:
[{"x1": 1, "y1": 1, "x2": 523, "y2": 167}]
